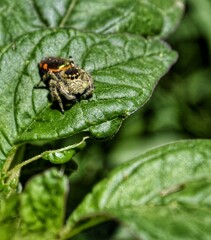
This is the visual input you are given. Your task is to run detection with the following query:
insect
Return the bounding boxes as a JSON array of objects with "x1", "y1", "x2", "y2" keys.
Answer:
[{"x1": 37, "y1": 56, "x2": 94, "y2": 113}]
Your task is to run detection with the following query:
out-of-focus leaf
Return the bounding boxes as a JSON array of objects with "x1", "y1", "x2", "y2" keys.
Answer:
[
  {"x1": 20, "y1": 168, "x2": 69, "y2": 237},
  {"x1": 0, "y1": 194, "x2": 20, "y2": 240},
  {"x1": 62, "y1": 140, "x2": 211, "y2": 239},
  {"x1": 0, "y1": 29, "x2": 177, "y2": 169},
  {"x1": 187, "y1": 0, "x2": 211, "y2": 53},
  {"x1": 0, "y1": 168, "x2": 69, "y2": 239}
]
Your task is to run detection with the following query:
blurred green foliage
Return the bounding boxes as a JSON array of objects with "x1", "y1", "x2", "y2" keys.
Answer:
[{"x1": 69, "y1": 2, "x2": 211, "y2": 237}]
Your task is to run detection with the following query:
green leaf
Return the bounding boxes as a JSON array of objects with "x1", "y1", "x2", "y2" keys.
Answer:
[
  {"x1": 20, "y1": 168, "x2": 69, "y2": 237},
  {"x1": 0, "y1": 169, "x2": 70, "y2": 240},
  {"x1": 0, "y1": 0, "x2": 184, "y2": 46},
  {"x1": 60, "y1": 0, "x2": 184, "y2": 37},
  {"x1": 63, "y1": 140, "x2": 211, "y2": 239},
  {"x1": 0, "y1": 194, "x2": 20, "y2": 240},
  {"x1": 0, "y1": 29, "x2": 177, "y2": 168},
  {"x1": 41, "y1": 137, "x2": 87, "y2": 164}
]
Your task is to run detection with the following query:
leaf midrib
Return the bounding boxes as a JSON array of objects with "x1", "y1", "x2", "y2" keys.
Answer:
[{"x1": 59, "y1": 0, "x2": 78, "y2": 27}]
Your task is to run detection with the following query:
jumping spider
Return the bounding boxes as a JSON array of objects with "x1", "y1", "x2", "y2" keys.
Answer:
[{"x1": 37, "y1": 56, "x2": 94, "y2": 113}]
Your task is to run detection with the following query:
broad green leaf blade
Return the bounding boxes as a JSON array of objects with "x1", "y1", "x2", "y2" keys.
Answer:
[
  {"x1": 61, "y1": 0, "x2": 184, "y2": 37},
  {"x1": 0, "y1": 29, "x2": 177, "y2": 167},
  {"x1": 111, "y1": 196, "x2": 211, "y2": 240},
  {"x1": 64, "y1": 140, "x2": 211, "y2": 239},
  {"x1": 0, "y1": 0, "x2": 184, "y2": 46},
  {"x1": 20, "y1": 168, "x2": 69, "y2": 237}
]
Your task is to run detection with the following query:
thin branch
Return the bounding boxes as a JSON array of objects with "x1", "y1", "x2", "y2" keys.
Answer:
[
  {"x1": 6, "y1": 153, "x2": 42, "y2": 178},
  {"x1": 2, "y1": 145, "x2": 19, "y2": 173}
]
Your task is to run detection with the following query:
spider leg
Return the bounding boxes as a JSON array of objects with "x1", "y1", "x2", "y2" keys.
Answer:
[
  {"x1": 35, "y1": 79, "x2": 43, "y2": 87},
  {"x1": 49, "y1": 79, "x2": 65, "y2": 113},
  {"x1": 47, "y1": 71, "x2": 61, "y2": 82},
  {"x1": 78, "y1": 70, "x2": 94, "y2": 98},
  {"x1": 57, "y1": 81, "x2": 76, "y2": 101}
]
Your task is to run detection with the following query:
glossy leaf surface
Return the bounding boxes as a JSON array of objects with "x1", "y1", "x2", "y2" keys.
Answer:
[
  {"x1": 64, "y1": 140, "x2": 211, "y2": 239},
  {"x1": 0, "y1": 29, "x2": 177, "y2": 168},
  {"x1": 0, "y1": 0, "x2": 184, "y2": 46}
]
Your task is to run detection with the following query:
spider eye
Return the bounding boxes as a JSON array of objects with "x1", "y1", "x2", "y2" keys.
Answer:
[
  {"x1": 67, "y1": 56, "x2": 74, "y2": 66},
  {"x1": 65, "y1": 68, "x2": 79, "y2": 76}
]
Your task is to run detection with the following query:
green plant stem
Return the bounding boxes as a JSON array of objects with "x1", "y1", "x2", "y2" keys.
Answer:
[
  {"x1": 60, "y1": 217, "x2": 107, "y2": 239},
  {"x1": 6, "y1": 153, "x2": 42, "y2": 179},
  {"x1": 2, "y1": 145, "x2": 19, "y2": 173},
  {"x1": 1, "y1": 153, "x2": 42, "y2": 197},
  {"x1": 59, "y1": 0, "x2": 77, "y2": 27}
]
